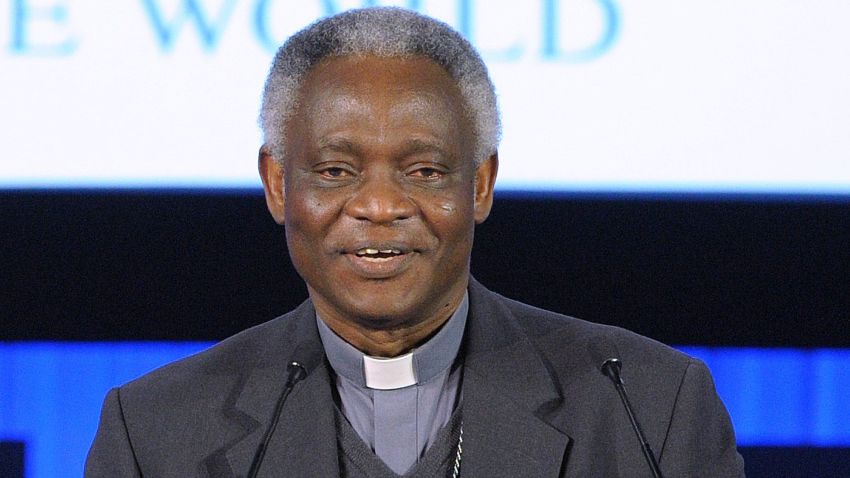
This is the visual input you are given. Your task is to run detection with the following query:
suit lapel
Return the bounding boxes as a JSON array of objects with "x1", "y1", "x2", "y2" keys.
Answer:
[
  {"x1": 253, "y1": 360, "x2": 340, "y2": 477},
  {"x1": 209, "y1": 301, "x2": 340, "y2": 477},
  {"x1": 460, "y1": 279, "x2": 572, "y2": 477},
  {"x1": 206, "y1": 279, "x2": 573, "y2": 477}
]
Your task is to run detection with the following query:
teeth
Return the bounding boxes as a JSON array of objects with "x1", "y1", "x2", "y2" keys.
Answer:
[{"x1": 356, "y1": 248, "x2": 402, "y2": 256}]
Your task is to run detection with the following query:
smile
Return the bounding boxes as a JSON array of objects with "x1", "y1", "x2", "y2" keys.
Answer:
[
  {"x1": 355, "y1": 248, "x2": 403, "y2": 260},
  {"x1": 345, "y1": 247, "x2": 416, "y2": 278}
]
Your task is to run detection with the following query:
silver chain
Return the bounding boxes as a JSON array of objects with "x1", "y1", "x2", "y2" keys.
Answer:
[{"x1": 451, "y1": 422, "x2": 463, "y2": 478}]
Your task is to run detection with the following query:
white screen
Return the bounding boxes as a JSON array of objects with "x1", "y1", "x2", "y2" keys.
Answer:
[{"x1": 2, "y1": 0, "x2": 849, "y2": 193}]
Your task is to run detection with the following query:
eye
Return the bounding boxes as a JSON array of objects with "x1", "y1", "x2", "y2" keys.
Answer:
[
  {"x1": 317, "y1": 166, "x2": 354, "y2": 179},
  {"x1": 408, "y1": 166, "x2": 445, "y2": 180}
]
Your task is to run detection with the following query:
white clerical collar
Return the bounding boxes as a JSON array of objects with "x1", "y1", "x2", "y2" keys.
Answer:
[
  {"x1": 317, "y1": 292, "x2": 469, "y2": 391},
  {"x1": 362, "y1": 353, "x2": 416, "y2": 390}
]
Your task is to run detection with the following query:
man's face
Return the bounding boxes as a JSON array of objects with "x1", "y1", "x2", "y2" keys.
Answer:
[{"x1": 260, "y1": 55, "x2": 497, "y2": 333}]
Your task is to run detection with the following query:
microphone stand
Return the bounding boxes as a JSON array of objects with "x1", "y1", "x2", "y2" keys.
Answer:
[
  {"x1": 246, "y1": 361, "x2": 307, "y2": 478},
  {"x1": 602, "y1": 358, "x2": 664, "y2": 478}
]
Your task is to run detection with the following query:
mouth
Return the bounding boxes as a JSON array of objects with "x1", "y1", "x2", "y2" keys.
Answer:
[
  {"x1": 353, "y1": 247, "x2": 404, "y2": 261},
  {"x1": 343, "y1": 245, "x2": 416, "y2": 278}
]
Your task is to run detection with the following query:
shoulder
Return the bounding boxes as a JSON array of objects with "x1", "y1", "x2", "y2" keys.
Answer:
[
  {"x1": 475, "y1": 287, "x2": 705, "y2": 423},
  {"x1": 87, "y1": 302, "x2": 320, "y2": 475},
  {"x1": 482, "y1": 290, "x2": 744, "y2": 474},
  {"x1": 118, "y1": 304, "x2": 309, "y2": 410},
  {"x1": 491, "y1": 290, "x2": 692, "y2": 372}
]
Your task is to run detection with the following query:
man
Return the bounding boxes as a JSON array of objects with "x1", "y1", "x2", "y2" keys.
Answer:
[{"x1": 86, "y1": 7, "x2": 744, "y2": 477}]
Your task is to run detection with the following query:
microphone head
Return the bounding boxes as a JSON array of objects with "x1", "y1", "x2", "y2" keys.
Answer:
[
  {"x1": 587, "y1": 338, "x2": 622, "y2": 378},
  {"x1": 287, "y1": 361, "x2": 307, "y2": 381},
  {"x1": 288, "y1": 340, "x2": 323, "y2": 375},
  {"x1": 601, "y1": 358, "x2": 623, "y2": 383},
  {"x1": 283, "y1": 341, "x2": 322, "y2": 387}
]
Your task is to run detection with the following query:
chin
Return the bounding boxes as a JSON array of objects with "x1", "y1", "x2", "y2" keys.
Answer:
[
  {"x1": 350, "y1": 314, "x2": 411, "y2": 332},
  {"x1": 341, "y1": 297, "x2": 424, "y2": 329}
]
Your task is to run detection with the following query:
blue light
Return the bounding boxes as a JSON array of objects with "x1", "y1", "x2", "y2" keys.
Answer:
[
  {"x1": 0, "y1": 342, "x2": 212, "y2": 478},
  {"x1": 1, "y1": 343, "x2": 849, "y2": 478},
  {"x1": 680, "y1": 347, "x2": 850, "y2": 447}
]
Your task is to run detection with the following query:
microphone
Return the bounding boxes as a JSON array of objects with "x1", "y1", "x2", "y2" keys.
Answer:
[
  {"x1": 601, "y1": 358, "x2": 664, "y2": 478},
  {"x1": 246, "y1": 360, "x2": 308, "y2": 478}
]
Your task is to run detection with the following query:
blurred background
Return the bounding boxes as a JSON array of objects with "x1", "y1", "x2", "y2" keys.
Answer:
[{"x1": 1, "y1": 1, "x2": 848, "y2": 476}]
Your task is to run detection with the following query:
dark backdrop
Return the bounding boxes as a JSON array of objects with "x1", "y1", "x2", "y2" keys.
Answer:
[{"x1": 3, "y1": 190, "x2": 848, "y2": 345}]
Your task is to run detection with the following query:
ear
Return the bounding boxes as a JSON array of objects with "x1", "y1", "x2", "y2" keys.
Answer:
[
  {"x1": 258, "y1": 145, "x2": 286, "y2": 225},
  {"x1": 473, "y1": 152, "x2": 499, "y2": 224}
]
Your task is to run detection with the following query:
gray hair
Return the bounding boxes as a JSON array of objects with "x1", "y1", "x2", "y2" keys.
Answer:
[{"x1": 259, "y1": 7, "x2": 500, "y2": 165}]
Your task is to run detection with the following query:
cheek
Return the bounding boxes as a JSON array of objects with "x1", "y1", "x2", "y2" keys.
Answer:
[
  {"x1": 416, "y1": 192, "x2": 476, "y2": 242},
  {"x1": 437, "y1": 202, "x2": 456, "y2": 213},
  {"x1": 284, "y1": 173, "x2": 337, "y2": 224},
  {"x1": 284, "y1": 189, "x2": 339, "y2": 247},
  {"x1": 418, "y1": 193, "x2": 456, "y2": 219},
  {"x1": 428, "y1": 179, "x2": 476, "y2": 217}
]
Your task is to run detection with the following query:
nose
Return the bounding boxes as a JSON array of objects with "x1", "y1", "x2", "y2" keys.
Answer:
[{"x1": 344, "y1": 173, "x2": 417, "y2": 224}]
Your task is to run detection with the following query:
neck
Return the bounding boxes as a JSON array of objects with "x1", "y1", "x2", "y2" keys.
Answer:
[{"x1": 313, "y1": 293, "x2": 464, "y2": 357}]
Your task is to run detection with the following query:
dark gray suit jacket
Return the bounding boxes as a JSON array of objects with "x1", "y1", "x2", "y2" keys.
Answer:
[{"x1": 86, "y1": 279, "x2": 744, "y2": 477}]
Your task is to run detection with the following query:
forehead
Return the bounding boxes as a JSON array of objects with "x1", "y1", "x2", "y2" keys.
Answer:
[
  {"x1": 288, "y1": 55, "x2": 472, "y2": 151},
  {"x1": 299, "y1": 54, "x2": 462, "y2": 105}
]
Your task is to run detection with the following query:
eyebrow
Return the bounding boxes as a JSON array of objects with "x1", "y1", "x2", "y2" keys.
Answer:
[
  {"x1": 401, "y1": 139, "x2": 449, "y2": 157},
  {"x1": 317, "y1": 138, "x2": 361, "y2": 156},
  {"x1": 316, "y1": 137, "x2": 453, "y2": 161}
]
